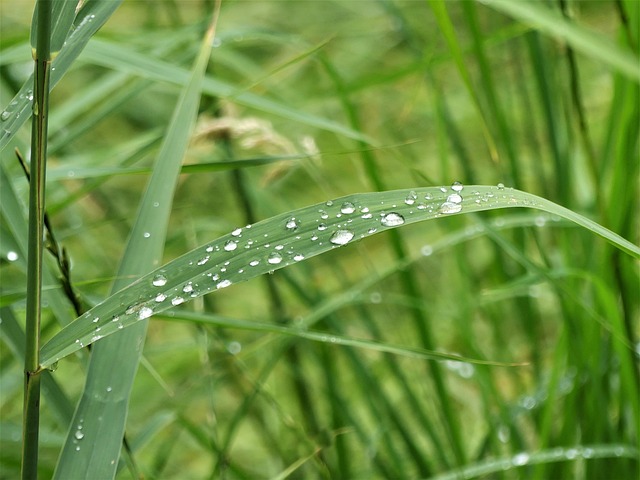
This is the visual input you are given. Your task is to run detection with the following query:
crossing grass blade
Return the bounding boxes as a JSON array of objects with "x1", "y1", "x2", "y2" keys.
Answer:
[
  {"x1": 480, "y1": 0, "x2": 640, "y2": 82},
  {"x1": 50, "y1": 11, "x2": 218, "y2": 480},
  {"x1": 40, "y1": 185, "x2": 639, "y2": 367},
  {"x1": 0, "y1": 0, "x2": 123, "y2": 152}
]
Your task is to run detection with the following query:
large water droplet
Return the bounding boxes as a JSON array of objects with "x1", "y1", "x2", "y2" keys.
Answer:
[
  {"x1": 216, "y1": 279, "x2": 232, "y2": 289},
  {"x1": 451, "y1": 181, "x2": 464, "y2": 192},
  {"x1": 171, "y1": 297, "x2": 184, "y2": 306},
  {"x1": 293, "y1": 253, "x2": 305, "y2": 261},
  {"x1": 152, "y1": 274, "x2": 167, "y2": 287},
  {"x1": 330, "y1": 229, "x2": 355, "y2": 245},
  {"x1": 224, "y1": 240, "x2": 238, "y2": 251},
  {"x1": 249, "y1": 259, "x2": 260, "y2": 267},
  {"x1": 74, "y1": 430, "x2": 85, "y2": 440},
  {"x1": 512, "y1": 452, "x2": 530, "y2": 466},
  {"x1": 285, "y1": 217, "x2": 299, "y2": 230},
  {"x1": 268, "y1": 252, "x2": 283, "y2": 264},
  {"x1": 0, "y1": 111, "x2": 10, "y2": 122},
  {"x1": 381, "y1": 212, "x2": 405, "y2": 227},
  {"x1": 439, "y1": 202, "x2": 462, "y2": 214},
  {"x1": 447, "y1": 193, "x2": 462, "y2": 204},
  {"x1": 404, "y1": 191, "x2": 417, "y2": 205},
  {"x1": 231, "y1": 228, "x2": 242, "y2": 236},
  {"x1": 340, "y1": 202, "x2": 356, "y2": 214},
  {"x1": 139, "y1": 307, "x2": 153, "y2": 320},
  {"x1": 182, "y1": 283, "x2": 194, "y2": 294},
  {"x1": 155, "y1": 293, "x2": 166, "y2": 302}
]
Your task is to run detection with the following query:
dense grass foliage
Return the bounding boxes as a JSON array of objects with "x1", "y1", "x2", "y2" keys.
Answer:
[{"x1": 1, "y1": 1, "x2": 638, "y2": 478}]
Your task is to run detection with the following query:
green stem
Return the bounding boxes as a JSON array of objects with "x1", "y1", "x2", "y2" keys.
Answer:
[{"x1": 23, "y1": 1, "x2": 52, "y2": 478}]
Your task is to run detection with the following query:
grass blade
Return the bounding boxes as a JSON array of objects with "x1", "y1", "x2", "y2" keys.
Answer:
[
  {"x1": 481, "y1": 0, "x2": 640, "y2": 82},
  {"x1": 51, "y1": 10, "x2": 219, "y2": 480},
  {"x1": 0, "y1": 0, "x2": 123, "y2": 152},
  {"x1": 40, "y1": 184, "x2": 639, "y2": 367}
]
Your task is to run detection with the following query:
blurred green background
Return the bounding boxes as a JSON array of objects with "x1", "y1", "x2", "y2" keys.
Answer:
[{"x1": 1, "y1": 0, "x2": 638, "y2": 478}]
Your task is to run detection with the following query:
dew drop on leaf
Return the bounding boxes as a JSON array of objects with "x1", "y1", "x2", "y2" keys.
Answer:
[
  {"x1": 152, "y1": 274, "x2": 167, "y2": 287},
  {"x1": 381, "y1": 212, "x2": 405, "y2": 227},
  {"x1": 404, "y1": 191, "x2": 417, "y2": 205},
  {"x1": 340, "y1": 202, "x2": 356, "y2": 214},
  {"x1": 138, "y1": 307, "x2": 153, "y2": 320},
  {"x1": 224, "y1": 240, "x2": 238, "y2": 251},
  {"x1": 216, "y1": 279, "x2": 232, "y2": 289},
  {"x1": 268, "y1": 252, "x2": 283, "y2": 264},
  {"x1": 447, "y1": 193, "x2": 462, "y2": 204},
  {"x1": 451, "y1": 181, "x2": 464, "y2": 192},
  {"x1": 439, "y1": 202, "x2": 462, "y2": 214},
  {"x1": 330, "y1": 229, "x2": 355, "y2": 245},
  {"x1": 285, "y1": 217, "x2": 299, "y2": 230},
  {"x1": 171, "y1": 297, "x2": 184, "y2": 306}
]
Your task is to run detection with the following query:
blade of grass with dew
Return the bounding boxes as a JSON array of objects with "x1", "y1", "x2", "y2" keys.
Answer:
[
  {"x1": 29, "y1": 0, "x2": 76, "y2": 57},
  {"x1": 427, "y1": 444, "x2": 639, "y2": 480},
  {"x1": 40, "y1": 185, "x2": 639, "y2": 367},
  {"x1": 480, "y1": 0, "x2": 640, "y2": 82},
  {"x1": 0, "y1": 1, "x2": 123, "y2": 152},
  {"x1": 50, "y1": 13, "x2": 218, "y2": 480}
]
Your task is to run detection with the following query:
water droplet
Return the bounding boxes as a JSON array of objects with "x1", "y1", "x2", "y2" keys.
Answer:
[
  {"x1": 451, "y1": 181, "x2": 464, "y2": 192},
  {"x1": 367, "y1": 227, "x2": 377, "y2": 234},
  {"x1": 311, "y1": 234, "x2": 318, "y2": 241},
  {"x1": 340, "y1": 202, "x2": 356, "y2": 214},
  {"x1": 439, "y1": 187, "x2": 447, "y2": 193},
  {"x1": 143, "y1": 232, "x2": 151, "y2": 238},
  {"x1": 329, "y1": 230, "x2": 354, "y2": 245},
  {"x1": 325, "y1": 200, "x2": 333, "y2": 207},
  {"x1": 152, "y1": 274, "x2": 167, "y2": 287},
  {"x1": 171, "y1": 297, "x2": 184, "y2": 306},
  {"x1": 293, "y1": 253, "x2": 305, "y2": 261},
  {"x1": 319, "y1": 209, "x2": 329, "y2": 219},
  {"x1": 182, "y1": 283, "x2": 193, "y2": 294},
  {"x1": 231, "y1": 228, "x2": 242, "y2": 236},
  {"x1": 227, "y1": 341, "x2": 241, "y2": 354},
  {"x1": 381, "y1": 212, "x2": 405, "y2": 227},
  {"x1": 404, "y1": 191, "x2": 417, "y2": 205},
  {"x1": 249, "y1": 259, "x2": 260, "y2": 266},
  {"x1": 512, "y1": 452, "x2": 530, "y2": 466},
  {"x1": 197, "y1": 256, "x2": 210, "y2": 266},
  {"x1": 216, "y1": 279, "x2": 232, "y2": 289},
  {"x1": 447, "y1": 193, "x2": 462, "y2": 204},
  {"x1": 421, "y1": 245, "x2": 433, "y2": 256},
  {"x1": 318, "y1": 223, "x2": 327, "y2": 231},
  {"x1": 139, "y1": 307, "x2": 153, "y2": 319},
  {"x1": 155, "y1": 294, "x2": 166, "y2": 302},
  {"x1": 425, "y1": 192, "x2": 433, "y2": 200},
  {"x1": 0, "y1": 111, "x2": 10, "y2": 121},
  {"x1": 106, "y1": 386, "x2": 112, "y2": 393},
  {"x1": 439, "y1": 202, "x2": 462, "y2": 214},
  {"x1": 285, "y1": 217, "x2": 299, "y2": 230},
  {"x1": 497, "y1": 182, "x2": 505, "y2": 190},
  {"x1": 74, "y1": 430, "x2": 84, "y2": 440},
  {"x1": 268, "y1": 252, "x2": 283, "y2": 264},
  {"x1": 224, "y1": 240, "x2": 238, "y2": 251},
  {"x1": 275, "y1": 244, "x2": 284, "y2": 251},
  {"x1": 6, "y1": 251, "x2": 18, "y2": 261},
  {"x1": 205, "y1": 245, "x2": 214, "y2": 253},
  {"x1": 361, "y1": 212, "x2": 373, "y2": 219}
]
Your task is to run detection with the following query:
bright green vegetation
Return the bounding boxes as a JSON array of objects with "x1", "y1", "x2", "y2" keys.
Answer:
[{"x1": 1, "y1": 1, "x2": 638, "y2": 479}]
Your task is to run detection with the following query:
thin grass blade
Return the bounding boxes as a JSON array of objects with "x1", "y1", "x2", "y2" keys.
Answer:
[{"x1": 51, "y1": 13, "x2": 218, "y2": 480}]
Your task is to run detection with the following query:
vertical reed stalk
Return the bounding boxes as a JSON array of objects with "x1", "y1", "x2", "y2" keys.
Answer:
[{"x1": 22, "y1": 1, "x2": 52, "y2": 478}]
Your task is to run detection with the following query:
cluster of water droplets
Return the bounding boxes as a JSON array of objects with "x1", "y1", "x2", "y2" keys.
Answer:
[{"x1": 57, "y1": 182, "x2": 480, "y2": 362}]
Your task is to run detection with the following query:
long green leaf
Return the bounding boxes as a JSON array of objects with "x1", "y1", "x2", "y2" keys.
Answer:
[
  {"x1": 40, "y1": 185, "x2": 639, "y2": 367},
  {"x1": 51, "y1": 14, "x2": 217, "y2": 480}
]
